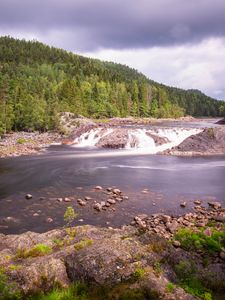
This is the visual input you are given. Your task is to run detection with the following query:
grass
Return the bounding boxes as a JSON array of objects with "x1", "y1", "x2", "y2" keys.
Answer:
[
  {"x1": 174, "y1": 227, "x2": 225, "y2": 254},
  {"x1": 132, "y1": 267, "x2": 146, "y2": 281},
  {"x1": 166, "y1": 282, "x2": 176, "y2": 293},
  {"x1": 16, "y1": 244, "x2": 52, "y2": 258},
  {"x1": 17, "y1": 138, "x2": 30, "y2": 144},
  {"x1": 74, "y1": 239, "x2": 93, "y2": 251},
  {"x1": 31, "y1": 282, "x2": 157, "y2": 300},
  {"x1": 174, "y1": 260, "x2": 213, "y2": 300},
  {"x1": 0, "y1": 268, "x2": 21, "y2": 299}
]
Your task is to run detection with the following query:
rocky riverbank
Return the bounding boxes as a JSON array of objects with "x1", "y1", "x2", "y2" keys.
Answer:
[
  {"x1": 0, "y1": 131, "x2": 61, "y2": 158},
  {"x1": 164, "y1": 126, "x2": 225, "y2": 156},
  {"x1": 0, "y1": 204, "x2": 224, "y2": 300}
]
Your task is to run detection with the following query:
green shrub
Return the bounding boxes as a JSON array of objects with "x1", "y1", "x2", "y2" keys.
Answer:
[
  {"x1": 74, "y1": 239, "x2": 93, "y2": 251},
  {"x1": 0, "y1": 269, "x2": 21, "y2": 299},
  {"x1": 17, "y1": 138, "x2": 29, "y2": 144},
  {"x1": 166, "y1": 282, "x2": 176, "y2": 293},
  {"x1": 17, "y1": 244, "x2": 52, "y2": 258},
  {"x1": 132, "y1": 268, "x2": 146, "y2": 281},
  {"x1": 175, "y1": 227, "x2": 225, "y2": 254}
]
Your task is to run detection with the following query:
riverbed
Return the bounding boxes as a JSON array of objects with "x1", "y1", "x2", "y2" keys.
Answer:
[{"x1": 0, "y1": 119, "x2": 224, "y2": 234}]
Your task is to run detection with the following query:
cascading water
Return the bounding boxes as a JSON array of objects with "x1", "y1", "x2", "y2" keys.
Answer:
[{"x1": 72, "y1": 126, "x2": 202, "y2": 155}]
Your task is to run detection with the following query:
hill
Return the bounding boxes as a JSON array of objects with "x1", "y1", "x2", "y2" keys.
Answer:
[{"x1": 0, "y1": 36, "x2": 224, "y2": 133}]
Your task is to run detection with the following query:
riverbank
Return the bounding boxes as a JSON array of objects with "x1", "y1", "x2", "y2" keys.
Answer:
[
  {"x1": 0, "y1": 131, "x2": 61, "y2": 158},
  {"x1": 0, "y1": 205, "x2": 224, "y2": 300}
]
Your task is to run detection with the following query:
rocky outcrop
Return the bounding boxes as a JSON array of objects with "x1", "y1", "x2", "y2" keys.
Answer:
[
  {"x1": 216, "y1": 118, "x2": 225, "y2": 125},
  {"x1": 165, "y1": 126, "x2": 225, "y2": 156},
  {"x1": 146, "y1": 132, "x2": 169, "y2": 146},
  {"x1": 0, "y1": 206, "x2": 224, "y2": 299},
  {"x1": 96, "y1": 128, "x2": 129, "y2": 149}
]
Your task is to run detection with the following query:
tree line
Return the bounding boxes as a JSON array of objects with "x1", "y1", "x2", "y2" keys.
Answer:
[{"x1": 0, "y1": 36, "x2": 224, "y2": 134}]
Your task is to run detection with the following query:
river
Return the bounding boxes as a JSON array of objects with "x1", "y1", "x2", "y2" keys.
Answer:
[{"x1": 0, "y1": 119, "x2": 224, "y2": 234}]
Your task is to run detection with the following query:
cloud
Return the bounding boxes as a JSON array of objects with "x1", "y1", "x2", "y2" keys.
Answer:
[
  {"x1": 0, "y1": 0, "x2": 225, "y2": 51},
  {"x1": 82, "y1": 38, "x2": 225, "y2": 100}
]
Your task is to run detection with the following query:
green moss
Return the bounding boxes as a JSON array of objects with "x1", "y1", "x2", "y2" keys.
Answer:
[
  {"x1": 74, "y1": 239, "x2": 93, "y2": 251},
  {"x1": 174, "y1": 227, "x2": 225, "y2": 254},
  {"x1": 166, "y1": 282, "x2": 176, "y2": 293},
  {"x1": 174, "y1": 260, "x2": 213, "y2": 300},
  {"x1": 0, "y1": 269, "x2": 21, "y2": 299},
  {"x1": 17, "y1": 138, "x2": 31, "y2": 144},
  {"x1": 17, "y1": 244, "x2": 52, "y2": 258},
  {"x1": 132, "y1": 267, "x2": 146, "y2": 281},
  {"x1": 8, "y1": 264, "x2": 22, "y2": 271}
]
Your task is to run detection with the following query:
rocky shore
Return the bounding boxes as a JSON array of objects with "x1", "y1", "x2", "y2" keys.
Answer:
[
  {"x1": 165, "y1": 126, "x2": 225, "y2": 156},
  {"x1": 0, "y1": 131, "x2": 61, "y2": 158},
  {"x1": 0, "y1": 202, "x2": 224, "y2": 299}
]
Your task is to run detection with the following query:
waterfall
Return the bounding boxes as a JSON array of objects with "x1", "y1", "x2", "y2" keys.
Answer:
[{"x1": 72, "y1": 127, "x2": 202, "y2": 154}]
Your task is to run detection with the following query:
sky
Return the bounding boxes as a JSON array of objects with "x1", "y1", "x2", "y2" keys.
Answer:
[{"x1": 0, "y1": 0, "x2": 225, "y2": 100}]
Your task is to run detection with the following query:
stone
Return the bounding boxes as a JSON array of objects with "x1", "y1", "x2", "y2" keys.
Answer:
[
  {"x1": 112, "y1": 188, "x2": 121, "y2": 195},
  {"x1": 57, "y1": 198, "x2": 63, "y2": 202},
  {"x1": 95, "y1": 186, "x2": 103, "y2": 190},
  {"x1": 39, "y1": 197, "x2": 45, "y2": 201},
  {"x1": 84, "y1": 196, "x2": 92, "y2": 201},
  {"x1": 173, "y1": 240, "x2": 181, "y2": 247},
  {"x1": 64, "y1": 197, "x2": 71, "y2": 202},
  {"x1": 46, "y1": 217, "x2": 53, "y2": 223},
  {"x1": 106, "y1": 187, "x2": 113, "y2": 192},
  {"x1": 180, "y1": 202, "x2": 187, "y2": 208},
  {"x1": 219, "y1": 251, "x2": 225, "y2": 260},
  {"x1": 208, "y1": 201, "x2": 221, "y2": 209},
  {"x1": 166, "y1": 220, "x2": 179, "y2": 233},
  {"x1": 194, "y1": 200, "x2": 202, "y2": 205},
  {"x1": 93, "y1": 203, "x2": 102, "y2": 211},
  {"x1": 77, "y1": 199, "x2": 86, "y2": 206},
  {"x1": 122, "y1": 196, "x2": 129, "y2": 200},
  {"x1": 26, "y1": 194, "x2": 32, "y2": 200},
  {"x1": 116, "y1": 197, "x2": 123, "y2": 202},
  {"x1": 107, "y1": 199, "x2": 116, "y2": 204},
  {"x1": 33, "y1": 213, "x2": 39, "y2": 217}
]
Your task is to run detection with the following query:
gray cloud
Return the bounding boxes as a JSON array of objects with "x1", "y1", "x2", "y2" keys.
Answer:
[{"x1": 0, "y1": 0, "x2": 225, "y2": 51}]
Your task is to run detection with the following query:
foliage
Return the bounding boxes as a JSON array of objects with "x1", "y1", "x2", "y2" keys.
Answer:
[
  {"x1": 132, "y1": 267, "x2": 146, "y2": 281},
  {"x1": 166, "y1": 282, "x2": 176, "y2": 293},
  {"x1": 63, "y1": 206, "x2": 77, "y2": 227},
  {"x1": 174, "y1": 260, "x2": 213, "y2": 300},
  {"x1": 0, "y1": 36, "x2": 224, "y2": 134},
  {"x1": 17, "y1": 137, "x2": 29, "y2": 144},
  {"x1": 175, "y1": 227, "x2": 225, "y2": 254},
  {"x1": 0, "y1": 268, "x2": 21, "y2": 299},
  {"x1": 74, "y1": 239, "x2": 93, "y2": 251},
  {"x1": 16, "y1": 244, "x2": 52, "y2": 258}
]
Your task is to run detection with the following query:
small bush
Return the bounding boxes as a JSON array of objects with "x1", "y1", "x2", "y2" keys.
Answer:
[
  {"x1": 17, "y1": 244, "x2": 52, "y2": 258},
  {"x1": 175, "y1": 227, "x2": 225, "y2": 254},
  {"x1": 0, "y1": 269, "x2": 21, "y2": 299},
  {"x1": 132, "y1": 268, "x2": 146, "y2": 281},
  {"x1": 166, "y1": 282, "x2": 175, "y2": 293},
  {"x1": 17, "y1": 138, "x2": 29, "y2": 144},
  {"x1": 74, "y1": 239, "x2": 93, "y2": 251}
]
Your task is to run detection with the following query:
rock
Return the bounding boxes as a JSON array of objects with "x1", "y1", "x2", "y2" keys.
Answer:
[
  {"x1": 208, "y1": 201, "x2": 221, "y2": 209},
  {"x1": 93, "y1": 203, "x2": 102, "y2": 211},
  {"x1": 112, "y1": 188, "x2": 121, "y2": 195},
  {"x1": 194, "y1": 200, "x2": 202, "y2": 205},
  {"x1": 39, "y1": 197, "x2": 45, "y2": 201},
  {"x1": 64, "y1": 197, "x2": 71, "y2": 202},
  {"x1": 107, "y1": 199, "x2": 116, "y2": 204},
  {"x1": 180, "y1": 202, "x2": 187, "y2": 208},
  {"x1": 46, "y1": 217, "x2": 53, "y2": 223},
  {"x1": 77, "y1": 199, "x2": 86, "y2": 206},
  {"x1": 26, "y1": 194, "x2": 32, "y2": 200},
  {"x1": 173, "y1": 240, "x2": 181, "y2": 247},
  {"x1": 166, "y1": 220, "x2": 179, "y2": 233},
  {"x1": 122, "y1": 196, "x2": 129, "y2": 200},
  {"x1": 115, "y1": 197, "x2": 123, "y2": 202},
  {"x1": 219, "y1": 251, "x2": 225, "y2": 260},
  {"x1": 57, "y1": 198, "x2": 63, "y2": 202},
  {"x1": 33, "y1": 213, "x2": 39, "y2": 217},
  {"x1": 95, "y1": 186, "x2": 103, "y2": 191},
  {"x1": 106, "y1": 187, "x2": 113, "y2": 192},
  {"x1": 84, "y1": 196, "x2": 92, "y2": 201},
  {"x1": 142, "y1": 190, "x2": 149, "y2": 194}
]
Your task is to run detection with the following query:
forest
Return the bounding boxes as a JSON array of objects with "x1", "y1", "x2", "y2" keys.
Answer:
[{"x1": 0, "y1": 36, "x2": 224, "y2": 134}]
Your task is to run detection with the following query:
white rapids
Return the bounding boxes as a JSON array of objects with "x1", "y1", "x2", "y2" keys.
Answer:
[{"x1": 72, "y1": 126, "x2": 202, "y2": 156}]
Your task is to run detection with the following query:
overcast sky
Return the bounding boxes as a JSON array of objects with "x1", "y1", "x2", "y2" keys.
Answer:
[{"x1": 0, "y1": 0, "x2": 225, "y2": 99}]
